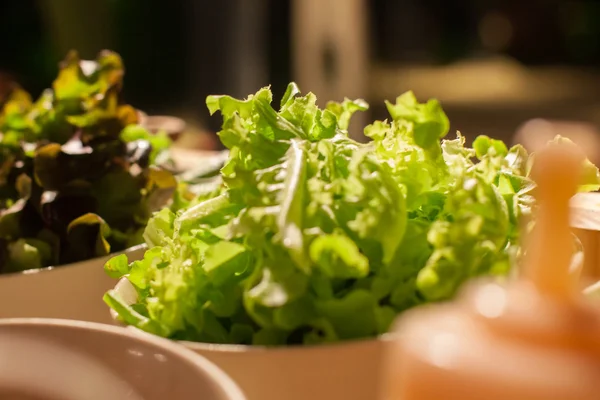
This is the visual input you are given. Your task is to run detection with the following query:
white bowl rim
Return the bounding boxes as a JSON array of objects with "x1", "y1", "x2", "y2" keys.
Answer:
[
  {"x1": 0, "y1": 317, "x2": 246, "y2": 400},
  {"x1": 0, "y1": 244, "x2": 147, "y2": 279},
  {"x1": 177, "y1": 331, "x2": 397, "y2": 354},
  {"x1": 143, "y1": 115, "x2": 187, "y2": 131},
  {"x1": 121, "y1": 325, "x2": 396, "y2": 354}
]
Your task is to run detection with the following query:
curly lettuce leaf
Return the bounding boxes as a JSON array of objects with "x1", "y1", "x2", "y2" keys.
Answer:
[
  {"x1": 104, "y1": 84, "x2": 598, "y2": 346},
  {"x1": 0, "y1": 49, "x2": 175, "y2": 272},
  {"x1": 53, "y1": 50, "x2": 124, "y2": 110}
]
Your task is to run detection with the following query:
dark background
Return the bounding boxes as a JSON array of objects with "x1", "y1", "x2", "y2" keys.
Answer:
[{"x1": 2, "y1": 0, "x2": 600, "y2": 144}]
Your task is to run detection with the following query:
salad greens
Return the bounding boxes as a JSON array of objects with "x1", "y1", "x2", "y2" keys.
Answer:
[
  {"x1": 0, "y1": 50, "x2": 174, "y2": 273},
  {"x1": 105, "y1": 83, "x2": 600, "y2": 346}
]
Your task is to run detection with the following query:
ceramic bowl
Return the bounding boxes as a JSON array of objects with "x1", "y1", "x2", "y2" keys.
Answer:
[
  {"x1": 0, "y1": 318, "x2": 245, "y2": 400},
  {"x1": 571, "y1": 192, "x2": 600, "y2": 278},
  {"x1": 112, "y1": 278, "x2": 389, "y2": 400},
  {"x1": 0, "y1": 245, "x2": 146, "y2": 323},
  {"x1": 180, "y1": 337, "x2": 388, "y2": 400},
  {"x1": 143, "y1": 115, "x2": 187, "y2": 141}
]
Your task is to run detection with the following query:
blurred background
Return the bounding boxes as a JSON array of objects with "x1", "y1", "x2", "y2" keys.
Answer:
[{"x1": 2, "y1": 0, "x2": 600, "y2": 148}]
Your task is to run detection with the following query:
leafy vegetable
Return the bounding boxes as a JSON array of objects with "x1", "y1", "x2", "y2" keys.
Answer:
[
  {"x1": 0, "y1": 50, "x2": 176, "y2": 273},
  {"x1": 106, "y1": 83, "x2": 600, "y2": 346}
]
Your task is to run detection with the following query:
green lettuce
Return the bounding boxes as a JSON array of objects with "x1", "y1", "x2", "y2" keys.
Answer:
[
  {"x1": 0, "y1": 51, "x2": 177, "y2": 273},
  {"x1": 105, "y1": 83, "x2": 600, "y2": 345}
]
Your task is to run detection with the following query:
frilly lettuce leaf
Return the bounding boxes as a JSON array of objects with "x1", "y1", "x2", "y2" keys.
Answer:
[
  {"x1": 53, "y1": 49, "x2": 124, "y2": 111},
  {"x1": 0, "y1": 85, "x2": 32, "y2": 136},
  {"x1": 0, "y1": 50, "x2": 176, "y2": 272},
  {"x1": 105, "y1": 84, "x2": 599, "y2": 346}
]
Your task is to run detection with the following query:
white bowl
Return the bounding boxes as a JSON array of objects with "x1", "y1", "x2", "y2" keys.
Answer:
[
  {"x1": 0, "y1": 245, "x2": 146, "y2": 323},
  {"x1": 0, "y1": 318, "x2": 245, "y2": 400},
  {"x1": 181, "y1": 337, "x2": 387, "y2": 400},
  {"x1": 112, "y1": 278, "x2": 390, "y2": 400},
  {"x1": 143, "y1": 115, "x2": 187, "y2": 141}
]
